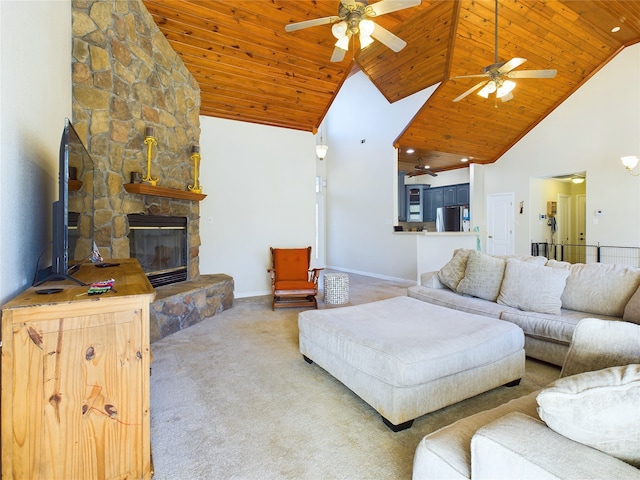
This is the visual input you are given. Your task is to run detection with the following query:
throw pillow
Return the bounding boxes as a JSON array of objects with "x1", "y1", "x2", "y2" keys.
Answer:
[
  {"x1": 546, "y1": 260, "x2": 640, "y2": 317},
  {"x1": 456, "y1": 250, "x2": 506, "y2": 301},
  {"x1": 437, "y1": 249, "x2": 473, "y2": 291},
  {"x1": 497, "y1": 254, "x2": 548, "y2": 266},
  {"x1": 497, "y1": 259, "x2": 569, "y2": 314},
  {"x1": 537, "y1": 364, "x2": 640, "y2": 468},
  {"x1": 623, "y1": 286, "x2": 640, "y2": 324},
  {"x1": 421, "y1": 272, "x2": 445, "y2": 288}
]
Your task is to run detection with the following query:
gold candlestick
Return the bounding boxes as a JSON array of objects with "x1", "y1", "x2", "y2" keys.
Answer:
[
  {"x1": 188, "y1": 145, "x2": 202, "y2": 194},
  {"x1": 142, "y1": 127, "x2": 159, "y2": 186}
]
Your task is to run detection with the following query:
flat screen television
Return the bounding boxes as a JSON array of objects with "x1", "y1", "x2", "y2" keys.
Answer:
[{"x1": 34, "y1": 118, "x2": 94, "y2": 286}]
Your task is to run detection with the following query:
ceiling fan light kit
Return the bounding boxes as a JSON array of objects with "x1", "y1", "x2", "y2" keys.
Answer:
[
  {"x1": 452, "y1": 0, "x2": 556, "y2": 103},
  {"x1": 286, "y1": 0, "x2": 421, "y2": 62}
]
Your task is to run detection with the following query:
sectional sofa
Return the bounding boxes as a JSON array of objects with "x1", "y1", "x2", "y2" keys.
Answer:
[
  {"x1": 408, "y1": 249, "x2": 640, "y2": 366},
  {"x1": 413, "y1": 317, "x2": 640, "y2": 479}
]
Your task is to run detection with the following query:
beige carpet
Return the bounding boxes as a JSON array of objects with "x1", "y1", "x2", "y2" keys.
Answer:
[{"x1": 150, "y1": 272, "x2": 560, "y2": 479}]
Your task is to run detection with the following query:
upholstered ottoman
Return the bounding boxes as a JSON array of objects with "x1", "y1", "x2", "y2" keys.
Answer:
[{"x1": 298, "y1": 296, "x2": 525, "y2": 431}]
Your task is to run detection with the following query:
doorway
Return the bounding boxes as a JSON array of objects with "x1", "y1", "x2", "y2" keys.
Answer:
[
  {"x1": 486, "y1": 192, "x2": 514, "y2": 255},
  {"x1": 531, "y1": 173, "x2": 586, "y2": 261}
]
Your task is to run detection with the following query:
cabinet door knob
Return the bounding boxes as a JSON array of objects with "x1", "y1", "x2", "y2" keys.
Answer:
[{"x1": 488, "y1": 235, "x2": 493, "y2": 238}]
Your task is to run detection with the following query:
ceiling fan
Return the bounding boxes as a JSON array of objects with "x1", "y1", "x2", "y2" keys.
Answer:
[
  {"x1": 407, "y1": 158, "x2": 438, "y2": 177},
  {"x1": 285, "y1": 0, "x2": 421, "y2": 62},
  {"x1": 452, "y1": 0, "x2": 557, "y2": 103}
]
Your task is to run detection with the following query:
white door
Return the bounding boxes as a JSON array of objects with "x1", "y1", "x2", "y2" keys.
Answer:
[
  {"x1": 557, "y1": 194, "x2": 571, "y2": 261},
  {"x1": 486, "y1": 193, "x2": 514, "y2": 255},
  {"x1": 577, "y1": 194, "x2": 587, "y2": 263}
]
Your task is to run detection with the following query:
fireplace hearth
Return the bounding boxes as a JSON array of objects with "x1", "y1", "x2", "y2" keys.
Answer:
[{"x1": 128, "y1": 214, "x2": 188, "y2": 288}]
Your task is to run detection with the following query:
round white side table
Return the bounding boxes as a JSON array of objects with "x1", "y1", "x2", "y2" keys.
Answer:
[{"x1": 323, "y1": 273, "x2": 349, "y2": 305}]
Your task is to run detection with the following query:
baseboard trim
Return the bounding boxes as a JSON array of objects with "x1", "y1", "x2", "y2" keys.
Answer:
[{"x1": 324, "y1": 266, "x2": 415, "y2": 284}]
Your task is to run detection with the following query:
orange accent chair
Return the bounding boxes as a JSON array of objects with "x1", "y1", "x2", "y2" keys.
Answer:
[{"x1": 268, "y1": 246, "x2": 323, "y2": 310}]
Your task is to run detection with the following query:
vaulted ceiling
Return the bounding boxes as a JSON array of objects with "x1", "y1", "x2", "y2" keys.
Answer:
[{"x1": 142, "y1": 0, "x2": 640, "y2": 173}]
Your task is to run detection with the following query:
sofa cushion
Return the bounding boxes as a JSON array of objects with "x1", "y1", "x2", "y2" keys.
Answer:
[
  {"x1": 537, "y1": 364, "x2": 640, "y2": 468},
  {"x1": 457, "y1": 250, "x2": 506, "y2": 302},
  {"x1": 437, "y1": 249, "x2": 473, "y2": 291},
  {"x1": 623, "y1": 286, "x2": 640, "y2": 324},
  {"x1": 471, "y1": 412, "x2": 640, "y2": 480},
  {"x1": 413, "y1": 392, "x2": 540, "y2": 480},
  {"x1": 408, "y1": 285, "x2": 511, "y2": 319},
  {"x1": 560, "y1": 317, "x2": 640, "y2": 378},
  {"x1": 497, "y1": 259, "x2": 569, "y2": 315},
  {"x1": 546, "y1": 260, "x2": 640, "y2": 317},
  {"x1": 499, "y1": 309, "x2": 588, "y2": 346}
]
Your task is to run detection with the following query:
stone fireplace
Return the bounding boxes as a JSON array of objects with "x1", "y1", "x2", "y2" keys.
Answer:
[
  {"x1": 71, "y1": 0, "x2": 233, "y2": 342},
  {"x1": 71, "y1": 0, "x2": 203, "y2": 275}
]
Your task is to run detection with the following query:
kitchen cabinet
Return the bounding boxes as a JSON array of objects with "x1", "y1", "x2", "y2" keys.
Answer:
[
  {"x1": 443, "y1": 186, "x2": 457, "y2": 206},
  {"x1": 424, "y1": 187, "x2": 444, "y2": 222},
  {"x1": 1, "y1": 259, "x2": 155, "y2": 480},
  {"x1": 423, "y1": 183, "x2": 469, "y2": 222},
  {"x1": 456, "y1": 183, "x2": 470, "y2": 205},
  {"x1": 443, "y1": 184, "x2": 469, "y2": 206}
]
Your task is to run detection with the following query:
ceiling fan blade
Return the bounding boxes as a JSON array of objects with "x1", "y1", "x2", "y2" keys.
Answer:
[
  {"x1": 500, "y1": 92, "x2": 514, "y2": 102},
  {"x1": 452, "y1": 80, "x2": 488, "y2": 102},
  {"x1": 453, "y1": 73, "x2": 491, "y2": 79},
  {"x1": 507, "y1": 69, "x2": 557, "y2": 79},
  {"x1": 408, "y1": 169, "x2": 437, "y2": 177},
  {"x1": 330, "y1": 46, "x2": 347, "y2": 63},
  {"x1": 285, "y1": 16, "x2": 339, "y2": 32},
  {"x1": 369, "y1": 0, "x2": 421, "y2": 17},
  {"x1": 497, "y1": 57, "x2": 526, "y2": 74},
  {"x1": 370, "y1": 23, "x2": 406, "y2": 52}
]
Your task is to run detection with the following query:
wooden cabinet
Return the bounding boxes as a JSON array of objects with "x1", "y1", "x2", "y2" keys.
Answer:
[
  {"x1": 443, "y1": 186, "x2": 457, "y2": 206},
  {"x1": 1, "y1": 259, "x2": 155, "y2": 480},
  {"x1": 423, "y1": 183, "x2": 469, "y2": 222},
  {"x1": 443, "y1": 184, "x2": 469, "y2": 206},
  {"x1": 424, "y1": 187, "x2": 444, "y2": 222},
  {"x1": 456, "y1": 183, "x2": 470, "y2": 205}
]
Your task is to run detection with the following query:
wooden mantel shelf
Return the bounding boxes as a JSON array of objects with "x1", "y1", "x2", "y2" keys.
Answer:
[{"x1": 124, "y1": 183, "x2": 207, "y2": 201}]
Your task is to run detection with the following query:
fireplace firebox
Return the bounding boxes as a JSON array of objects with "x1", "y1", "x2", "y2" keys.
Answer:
[{"x1": 127, "y1": 214, "x2": 188, "y2": 288}]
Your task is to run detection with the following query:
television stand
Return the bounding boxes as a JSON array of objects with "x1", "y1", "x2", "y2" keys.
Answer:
[
  {"x1": 2, "y1": 259, "x2": 155, "y2": 479},
  {"x1": 33, "y1": 265, "x2": 87, "y2": 286}
]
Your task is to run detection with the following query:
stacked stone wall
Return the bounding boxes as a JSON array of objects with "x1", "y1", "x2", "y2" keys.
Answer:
[{"x1": 71, "y1": 0, "x2": 202, "y2": 278}]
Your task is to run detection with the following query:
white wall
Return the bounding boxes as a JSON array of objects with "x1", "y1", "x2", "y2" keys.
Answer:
[
  {"x1": 482, "y1": 44, "x2": 640, "y2": 254},
  {"x1": 0, "y1": 1, "x2": 72, "y2": 304},
  {"x1": 198, "y1": 116, "x2": 317, "y2": 297},
  {"x1": 323, "y1": 72, "x2": 435, "y2": 282}
]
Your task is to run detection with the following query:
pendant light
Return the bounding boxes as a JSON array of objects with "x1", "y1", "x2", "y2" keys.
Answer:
[{"x1": 316, "y1": 124, "x2": 328, "y2": 160}]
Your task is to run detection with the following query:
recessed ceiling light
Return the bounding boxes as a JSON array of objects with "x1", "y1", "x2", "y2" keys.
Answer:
[
  {"x1": 461, "y1": 157, "x2": 469, "y2": 162},
  {"x1": 406, "y1": 148, "x2": 415, "y2": 154},
  {"x1": 611, "y1": 26, "x2": 621, "y2": 33}
]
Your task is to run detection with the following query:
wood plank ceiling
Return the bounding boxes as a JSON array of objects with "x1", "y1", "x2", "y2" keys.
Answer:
[{"x1": 142, "y1": 0, "x2": 640, "y2": 173}]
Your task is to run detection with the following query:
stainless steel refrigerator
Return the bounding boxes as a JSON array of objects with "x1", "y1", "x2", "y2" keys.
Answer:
[{"x1": 436, "y1": 206, "x2": 470, "y2": 232}]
